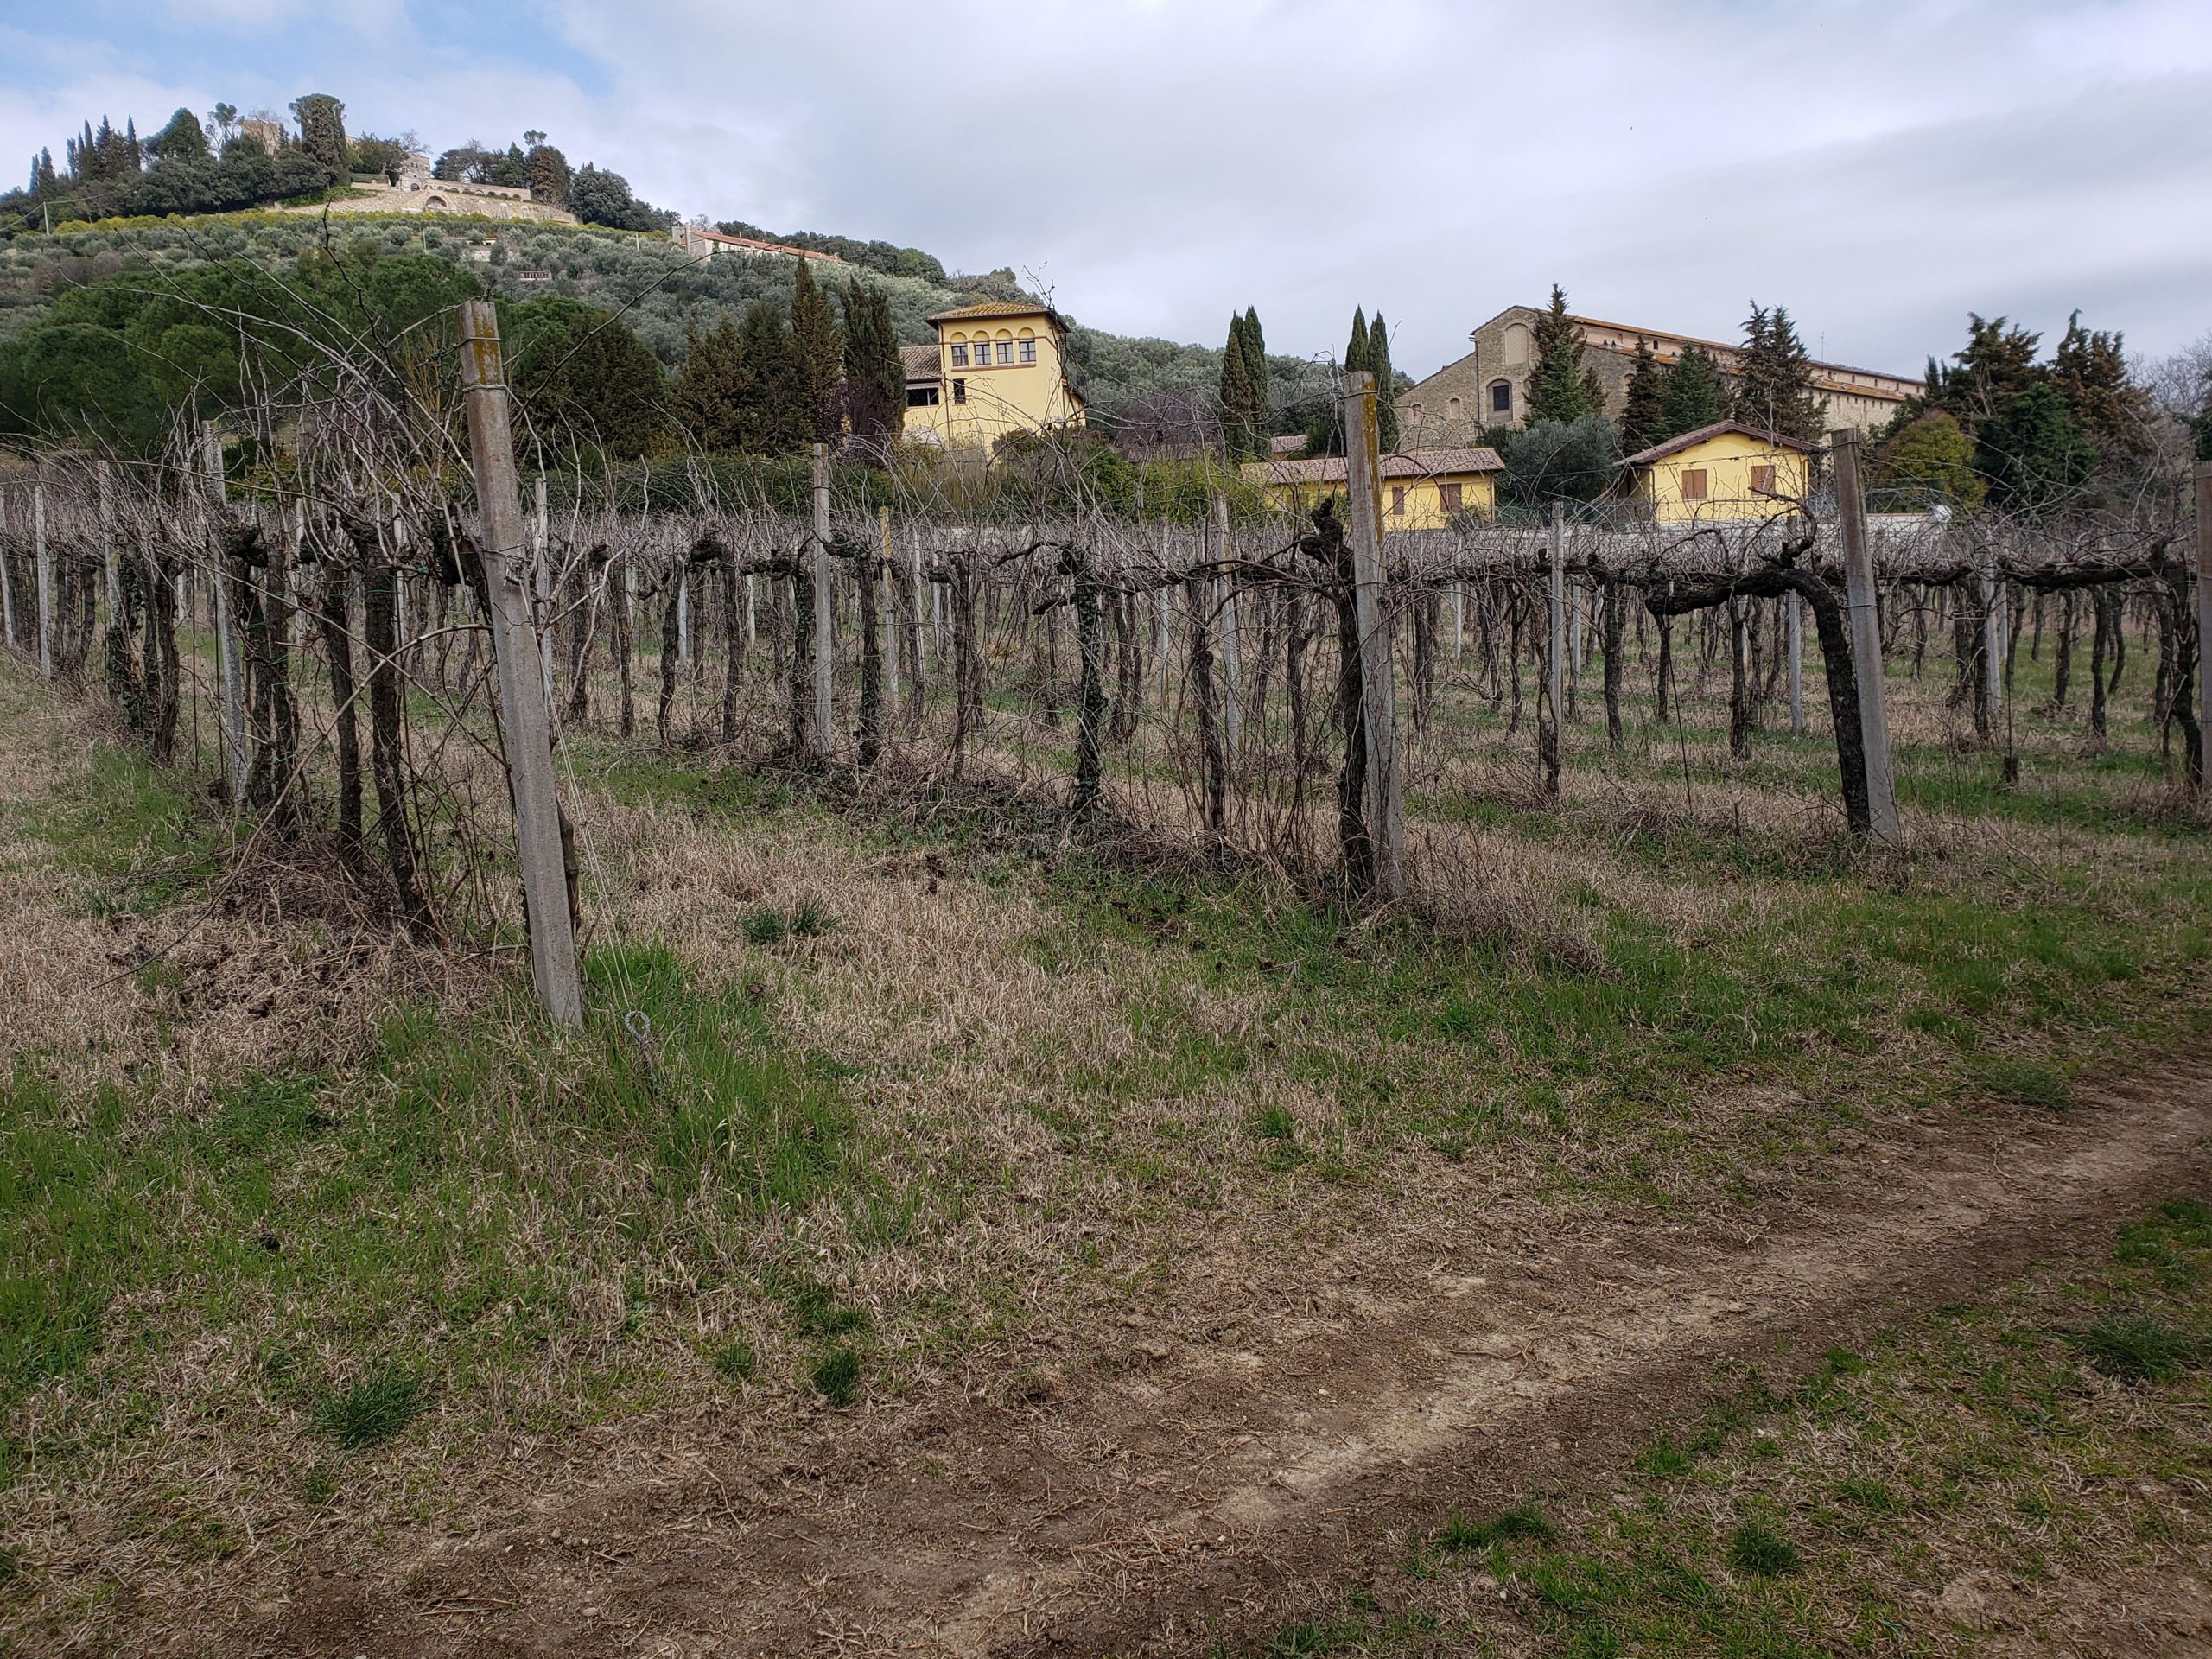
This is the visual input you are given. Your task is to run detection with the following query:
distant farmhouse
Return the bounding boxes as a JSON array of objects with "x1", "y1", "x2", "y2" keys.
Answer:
[
  {"x1": 1401, "y1": 306, "x2": 1921, "y2": 448},
  {"x1": 1246, "y1": 448, "x2": 1504, "y2": 530},
  {"x1": 902, "y1": 300, "x2": 1085, "y2": 449},
  {"x1": 670, "y1": 224, "x2": 845, "y2": 265},
  {"x1": 285, "y1": 155, "x2": 576, "y2": 224}
]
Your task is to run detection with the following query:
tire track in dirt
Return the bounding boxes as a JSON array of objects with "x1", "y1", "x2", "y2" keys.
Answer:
[{"x1": 262, "y1": 1063, "x2": 2212, "y2": 1658}]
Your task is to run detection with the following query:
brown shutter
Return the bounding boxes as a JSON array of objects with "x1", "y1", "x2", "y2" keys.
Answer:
[{"x1": 1681, "y1": 468, "x2": 1707, "y2": 500}]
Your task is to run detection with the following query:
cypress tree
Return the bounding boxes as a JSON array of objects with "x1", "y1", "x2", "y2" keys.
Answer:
[
  {"x1": 289, "y1": 93, "x2": 349, "y2": 186},
  {"x1": 672, "y1": 317, "x2": 752, "y2": 454},
  {"x1": 1218, "y1": 316, "x2": 1258, "y2": 461},
  {"x1": 1658, "y1": 345, "x2": 1730, "y2": 438},
  {"x1": 1732, "y1": 303, "x2": 1822, "y2": 442},
  {"x1": 738, "y1": 300, "x2": 805, "y2": 454},
  {"x1": 840, "y1": 279, "x2": 906, "y2": 452},
  {"x1": 788, "y1": 257, "x2": 843, "y2": 444},
  {"x1": 1345, "y1": 308, "x2": 1370, "y2": 378},
  {"x1": 1369, "y1": 313, "x2": 1400, "y2": 452},
  {"x1": 1525, "y1": 284, "x2": 1597, "y2": 425},
  {"x1": 1620, "y1": 337, "x2": 1666, "y2": 453},
  {"x1": 1974, "y1": 382, "x2": 2095, "y2": 516},
  {"x1": 1241, "y1": 305, "x2": 1269, "y2": 441}
]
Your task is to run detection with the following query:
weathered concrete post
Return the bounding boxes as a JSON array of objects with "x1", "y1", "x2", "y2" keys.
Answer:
[
  {"x1": 1786, "y1": 588, "x2": 1805, "y2": 736},
  {"x1": 203, "y1": 425, "x2": 248, "y2": 810},
  {"x1": 0, "y1": 488, "x2": 16, "y2": 646},
  {"x1": 1982, "y1": 543, "x2": 2005, "y2": 716},
  {"x1": 1833, "y1": 429, "x2": 1899, "y2": 843},
  {"x1": 533, "y1": 474, "x2": 556, "y2": 708},
  {"x1": 1154, "y1": 519, "x2": 1172, "y2": 697},
  {"x1": 1213, "y1": 493, "x2": 1240, "y2": 762},
  {"x1": 99, "y1": 461, "x2": 121, "y2": 630},
  {"x1": 1341, "y1": 371, "x2": 1407, "y2": 904},
  {"x1": 880, "y1": 506, "x2": 899, "y2": 707},
  {"x1": 34, "y1": 480, "x2": 53, "y2": 679},
  {"x1": 458, "y1": 300, "x2": 583, "y2": 1027},
  {"x1": 2195, "y1": 460, "x2": 2212, "y2": 787},
  {"x1": 1547, "y1": 505, "x2": 1567, "y2": 780},
  {"x1": 810, "y1": 442, "x2": 834, "y2": 760}
]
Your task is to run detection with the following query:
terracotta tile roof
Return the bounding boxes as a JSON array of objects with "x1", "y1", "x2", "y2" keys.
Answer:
[
  {"x1": 1620, "y1": 422, "x2": 1816, "y2": 468},
  {"x1": 928, "y1": 299, "x2": 1064, "y2": 328},
  {"x1": 1249, "y1": 447, "x2": 1504, "y2": 486},
  {"x1": 1269, "y1": 435, "x2": 1307, "y2": 457},
  {"x1": 900, "y1": 345, "x2": 940, "y2": 382}
]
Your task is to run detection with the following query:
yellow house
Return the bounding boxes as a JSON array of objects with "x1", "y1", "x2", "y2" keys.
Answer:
[
  {"x1": 901, "y1": 300, "x2": 1086, "y2": 451},
  {"x1": 1245, "y1": 447, "x2": 1503, "y2": 530},
  {"x1": 1621, "y1": 422, "x2": 1814, "y2": 524}
]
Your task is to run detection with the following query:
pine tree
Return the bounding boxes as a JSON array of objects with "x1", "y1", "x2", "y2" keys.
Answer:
[
  {"x1": 841, "y1": 279, "x2": 906, "y2": 452},
  {"x1": 1369, "y1": 313, "x2": 1400, "y2": 452},
  {"x1": 147, "y1": 108, "x2": 209, "y2": 164},
  {"x1": 1525, "y1": 283, "x2": 1597, "y2": 425},
  {"x1": 1657, "y1": 345, "x2": 1730, "y2": 438},
  {"x1": 1930, "y1": 315, "x2": 2043, "y2": 429},
  {"x1": 1975, "y1": 382, "x2": 2095, "y2": 516},
  {"x1": 787, "y1": 257, "x2": 843, "y2": 444},
  {"x1": 1620, "y1": 337, "x2": 1666, "y2": 453},
  {"x1": 1732, "y1": 303, "x2": 1822, "y2": 442}
]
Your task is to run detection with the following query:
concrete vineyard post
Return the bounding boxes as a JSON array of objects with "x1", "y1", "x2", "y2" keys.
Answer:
[
  {"x1": 1341, "y1": 371, "x2": 1407, "y2": 905},
  {"x1": 1, "y1": 489, "x2": 16, "y2": 646},
  {"x1": 34, "y1": 481, "x2": 52, "y2": 679},
  {"x1": 1786, "y1": 588, "x2": 1804, "y2": 736},
  {"x1": 1983, "y1": 544, "x2": 2005, "y2": 717},
  {"x1": 1548, "y1": 505, "x2": 1566, "y2": 770},
  {"x1": 203, "y1": 425, "x2": 248, "y2": 810},
  {"x1": 2196, "y1": 461, "x2": 2212, "y2": 787},
  {"x1": 811, "y1": 442, "x2": 833, "y2": 760},
  {"x1": 99, "y1": 461, "x2": 121, "y2": 632},
  {"x1": 457, "y1": 300, "x2": 583, "y2": 1027},
  {"x1": 1214, "y1": 493, "x2": 1240, "y2": 762},
  {"x1": 880, "y1": 507, "x2": 899, "y2": 707},
  {"x1": 534, "y1": 475, "x2": 556, "y2": 709},
  {"x1": 1834, "y1": 429, "x2": 1899, "y2": 843}
]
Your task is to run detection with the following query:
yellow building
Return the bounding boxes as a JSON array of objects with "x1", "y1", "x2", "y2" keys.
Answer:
[
  {"x1": 1245, "y1": 448, "x2": 1503, "y2": 530},
  {"x1": 901, "y1": 300, "x2": 1085, "y2": 450},
  {"x1": 1620, "y1": 422, "x2": 1814, "y2": 524}
]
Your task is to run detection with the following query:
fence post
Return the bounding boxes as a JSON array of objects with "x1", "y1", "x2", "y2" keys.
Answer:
[
  {"x1": 1982, "y1": 543, "x2": 2005, "y2": 717},
  {"x1": 810, "y1": 442, "x2": 834, "y2": 760},
  {"x1": 202, "y1": 425, "x2": 248, "y2": 810},
  {"x1": 458, "y1": 299, "x2": 583, "y2": 1028},
  {"x1": 1214, "y1": 493, "x2": 1241, "y2": 763},
  {"x1": 880, "y1": 506, "x2": 899, "y2": 708},
  {"x1": 1786, "y1": 588, "x2": 1804, "y2": 736},
  {"x1": 1, "y1": 489, "x2": 16, "y2": 646},
  {"x1": 533, "y1": 474, "x2": 556, "y2": 709},
  {"x1": 1833, "y1": 429, "x2": 1899, "y2": 842},
  {"x1": 2196, "y1": 459, "x2": 2212, "y2": 788},
  {"x1": 99, "y1": 461, "x2": 121, "y2": 628},
  {"x1": 1341, "y1": 371, "x2": 1407, "y2": 904},
  {"x1": 1547, "y1": 504, "x2": 1567, "y2": 784},
  {"x1": 34, "y1": 480, "x2": 52, "y2": 680}
]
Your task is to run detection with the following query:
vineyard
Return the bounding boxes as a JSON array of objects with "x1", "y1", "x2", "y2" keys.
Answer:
[{"x1": 2, "y1": 303, "x2": 2210, "y2": 1656}]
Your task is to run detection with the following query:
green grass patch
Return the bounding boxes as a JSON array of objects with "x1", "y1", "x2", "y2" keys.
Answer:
[{"x1": 310, "y1": 1367, "x2": 428, "y2": 1450}]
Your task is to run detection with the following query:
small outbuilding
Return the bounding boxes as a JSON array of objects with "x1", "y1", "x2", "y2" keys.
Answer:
[
  {"x1": 1245, "y1": 447, "x2": 1503, "y2": 530},
  {"x1": 1619, "y1": 422, "x2": 1814, "y2": 524}
]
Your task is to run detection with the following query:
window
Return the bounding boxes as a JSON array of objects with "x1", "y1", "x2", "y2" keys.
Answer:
[
  {"x1": 1490, "y1": 380, "x2": 1512, "y2": 415},
  {"x1": 1018, "y1": 337, "x2": 1037, "y2": 364},
  {"x1": 952, "y1": 379, "x2": 967, "y2": 405},
  {"x1": 1389, "y1": 486, "x2": 1407, "y2": 517},
  {"x1": 1447, "y1": 396, "x2": 1462, "y2": 421},
  {"x1": 1440, "y1": 482, "x2": 1464, "y2": 512},
  {"x1": 997, "y1": 339, "x2": 1014, "y2": 365},
  {"x1": 1681, "y1": 468, "x2": 1708, "y2": 500},
  {"x1": 1751, "y1": 465, "x2": 1776, "y2": 494},
  {"x1": 907, "y1": 385, "x2": 940, "y2": 408},
  {"x1": 950, "y1": 343, "x2": 969, "y2": 368}
]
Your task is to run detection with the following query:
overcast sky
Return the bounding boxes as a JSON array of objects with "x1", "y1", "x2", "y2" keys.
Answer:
[{"x1": 4, "y1": 0, "x2": 2209, "y2": 381}]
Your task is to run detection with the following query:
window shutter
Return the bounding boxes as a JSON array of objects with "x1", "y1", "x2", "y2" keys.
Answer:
[{"x1": 1681, "y1": 469, "x2": 1707, "y2": 500}]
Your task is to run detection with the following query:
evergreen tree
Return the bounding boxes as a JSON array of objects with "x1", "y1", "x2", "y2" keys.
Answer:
[
  {"x1": 1872, "y1": 411, "x2": 1984, "y2": 512},
  {"x1": 1344, "y1": 308, "x2": 1370, "y2": 378},
  {"x1": 1218, "y1": 315, "x2": 1258, "y2": 461},
  {"x1": 1974, "y1": 382, "x2": 2095, "y2": 516},
  {"x1": 1619, "y1": 336, "x2": 1666, "y2": 453},
  {"x1": 289, "y1": 94, "x2": 349, "y2": 185},
  {"x1": 1732, "y1": 303, "x2": 1822, "y2": 442},
  {"x1": 840, "y1": 278, "x2": 905, "y2": 452},
  {"x1": 1525, "y1": 283, "x2": 1597, "y2": 425},
  {"x1": 523, "y1": 141, "x2": 572, "y2": 205},
  {"x1": 147, "y1": 108, "x2": 207, "y2": 165},
  {"x1": 1369, "y1": 313, "x2": 1400, "y2": 452},
  {"x1": 1241, "y1": 305, "x2": 1269, "y2": 436},
  {"x1": 671, "y1": 317, "x2": 752, "y2": 454},
  {"x1": 1929, "y1": 315, "x2": 2042, "y2": 429},
  {"x1": 788, "y1": 257, "x2": 843, "y2": 444},
  {"x1": 738, "y1": 300, "x2": 807, "y2": 454},
  {"x1": 2050, "y1": 310, "x2": 2151, "y2": 465},
  {"x1": 29, "y1": 149, "x2": 57, "y2": 195},
  {"x1": 503, "y1": 296, "x2": 666, "y2": 461},
  {"x1": 1657, "y1": 345, "x2": 1730, "y2": 437}
]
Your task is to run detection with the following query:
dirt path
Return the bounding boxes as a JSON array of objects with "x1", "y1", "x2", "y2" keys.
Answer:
[{"x1": 253, "y1": 1059, "x2": 2211, "y2": 1658}]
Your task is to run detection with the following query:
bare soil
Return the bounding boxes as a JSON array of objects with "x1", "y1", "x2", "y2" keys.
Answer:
[{"x1": 248, "y1": 1058, "x2": 2212, "y2": 1658}]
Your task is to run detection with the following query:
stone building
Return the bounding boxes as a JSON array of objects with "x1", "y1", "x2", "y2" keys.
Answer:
[
  {"x1": 1399, "y1": 306, "x2": 1921, "y2": 448},
  {"x1": 286, "y1": 156, "x2": 576, "y2": 224}
]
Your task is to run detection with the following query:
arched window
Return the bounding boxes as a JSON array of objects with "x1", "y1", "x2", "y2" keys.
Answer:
[
  {"x1": 1489, "y1": 380, "x2": 1512, "y2": 415},
  {"x1": 1447, "y1": 396, "x2": 1462, "y2": 422}
]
